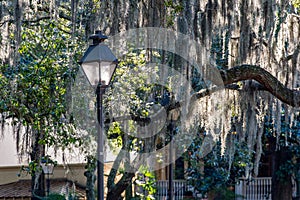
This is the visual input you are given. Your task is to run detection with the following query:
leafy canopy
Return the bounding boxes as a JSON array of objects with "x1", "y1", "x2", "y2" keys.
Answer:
[{"x1": 0, "y1": 18, "x2": 84, "y2": 154}]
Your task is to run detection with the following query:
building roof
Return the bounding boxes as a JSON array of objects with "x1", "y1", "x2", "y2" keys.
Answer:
[{"x1": 0, "y1": 179, "x2": 86, "y2": 198}]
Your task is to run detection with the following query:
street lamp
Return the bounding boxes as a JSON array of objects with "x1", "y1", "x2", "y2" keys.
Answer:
[
  {"x1": 79, "y1": 30, "x2": 117, "y2": 200},
  {"x1": 40, "y1": 159, "x2": 55, "y2": 196}
]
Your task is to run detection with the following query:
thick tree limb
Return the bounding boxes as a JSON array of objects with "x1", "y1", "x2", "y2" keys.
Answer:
[
  {"x1": 220, "y1": 64, "x2": 300, "y2": 107},
  {"x1": 107, "y1": 64, "x2": 300, "y2": 126}
]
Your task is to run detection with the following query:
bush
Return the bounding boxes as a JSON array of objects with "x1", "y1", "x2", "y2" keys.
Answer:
[{"x1": 47, "y1": 193, "x2": 66, "y2": 200}]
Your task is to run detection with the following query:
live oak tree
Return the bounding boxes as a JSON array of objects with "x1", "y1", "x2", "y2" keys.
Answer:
[
  {"x1": 0, "y1": 1, "x2": 300, "y2": 200},
  {"x1": 95, "y1": 1, "x2": 300, "y2": 199}
]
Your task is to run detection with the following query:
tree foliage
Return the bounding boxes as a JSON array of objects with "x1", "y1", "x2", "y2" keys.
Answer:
[
  {"x1": 134, "y1": 166, "x2": 157, "y2": 200},
  {"x1": 293, "y1": 0, "x2": 300, "y2": 11},
  {"x1": 0, "y1": 18, "x2": 83, "y2": 156}
]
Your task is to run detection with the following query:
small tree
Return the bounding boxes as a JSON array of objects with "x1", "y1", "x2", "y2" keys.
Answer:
[
  {"x1": 186, "y1": 127, "x2": 252, "y2": 199},
  {"x1": 0, "y1": 18, "x2": 83, "y2": 198}
]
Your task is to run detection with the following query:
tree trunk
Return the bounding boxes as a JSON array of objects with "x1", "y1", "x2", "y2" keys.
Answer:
[
  {"x1": 30, "y1": 131, "x2": 45, "y2": 199},
  {"x1": 84, "y1": 156, "x2": 96, "y2": 200},
  {"x1": 31, "y1": 174, "x2": 44, "y2": 200},
  {"x1": 106, "y1": 172, "x2": 135, "y2": 200},
  {"x1": 107, "y1": 134, "x2": 135, "y2": 200},
  {"x1": 271, "y1": 147, "x2": 293, "y2": 200},
  {"x1": 125, "y1": 183, "x2": 133, "y2": 200}
]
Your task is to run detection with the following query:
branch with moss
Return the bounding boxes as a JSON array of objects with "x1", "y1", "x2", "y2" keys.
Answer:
[
  {"x1": 219, "y1": 64, "x2": 300, "y2": 107},
  {"x1": 108, "y1": 64, "x2": 300, "y2": 127}
]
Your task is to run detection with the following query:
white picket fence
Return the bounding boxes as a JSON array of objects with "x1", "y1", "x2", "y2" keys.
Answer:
[
  {"x1": 235, "y1": 177, "x2": 272, "y2": 200},
  {"x1": 155, "y1": 180, "x2": 187, "y2": 200},
  {"x1": 235, "y1": 177, "x2": 297, "y2": 200},
  {"x1": 149, "y1": 177, "x2": 297, "y2": 200}
]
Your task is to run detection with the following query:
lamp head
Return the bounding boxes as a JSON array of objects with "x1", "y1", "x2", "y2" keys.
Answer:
[
  {"x1": 79, "y1": 31, "x2": 118, "y2": 88},
  {"x1": 89, "y1": 30, "x2": 108, "y2": 45}
]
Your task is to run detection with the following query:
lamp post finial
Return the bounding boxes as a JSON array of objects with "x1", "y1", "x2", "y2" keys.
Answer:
[{"x1": 89, "y1": 30, "x2": 108, "y2": 45}]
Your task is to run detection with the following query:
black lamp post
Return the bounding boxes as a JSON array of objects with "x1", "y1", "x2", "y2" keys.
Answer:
[{"x1": 79, "y1": 30, "x2": 117, "y2": 200}]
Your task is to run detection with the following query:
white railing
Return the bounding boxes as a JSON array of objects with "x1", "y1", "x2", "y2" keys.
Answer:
[
  {"x1": 156, "y1": 180, "x2": 187, "y2": 200},
  {"x1": 155, "y1": 177, "x2": 297, "y2": 200},
  {"x1": 235, "y1": 177, "x2": 298, "y2": 200},
  {"x1": 235, "y1": 177, "x2": 272, "y2": 200}
]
